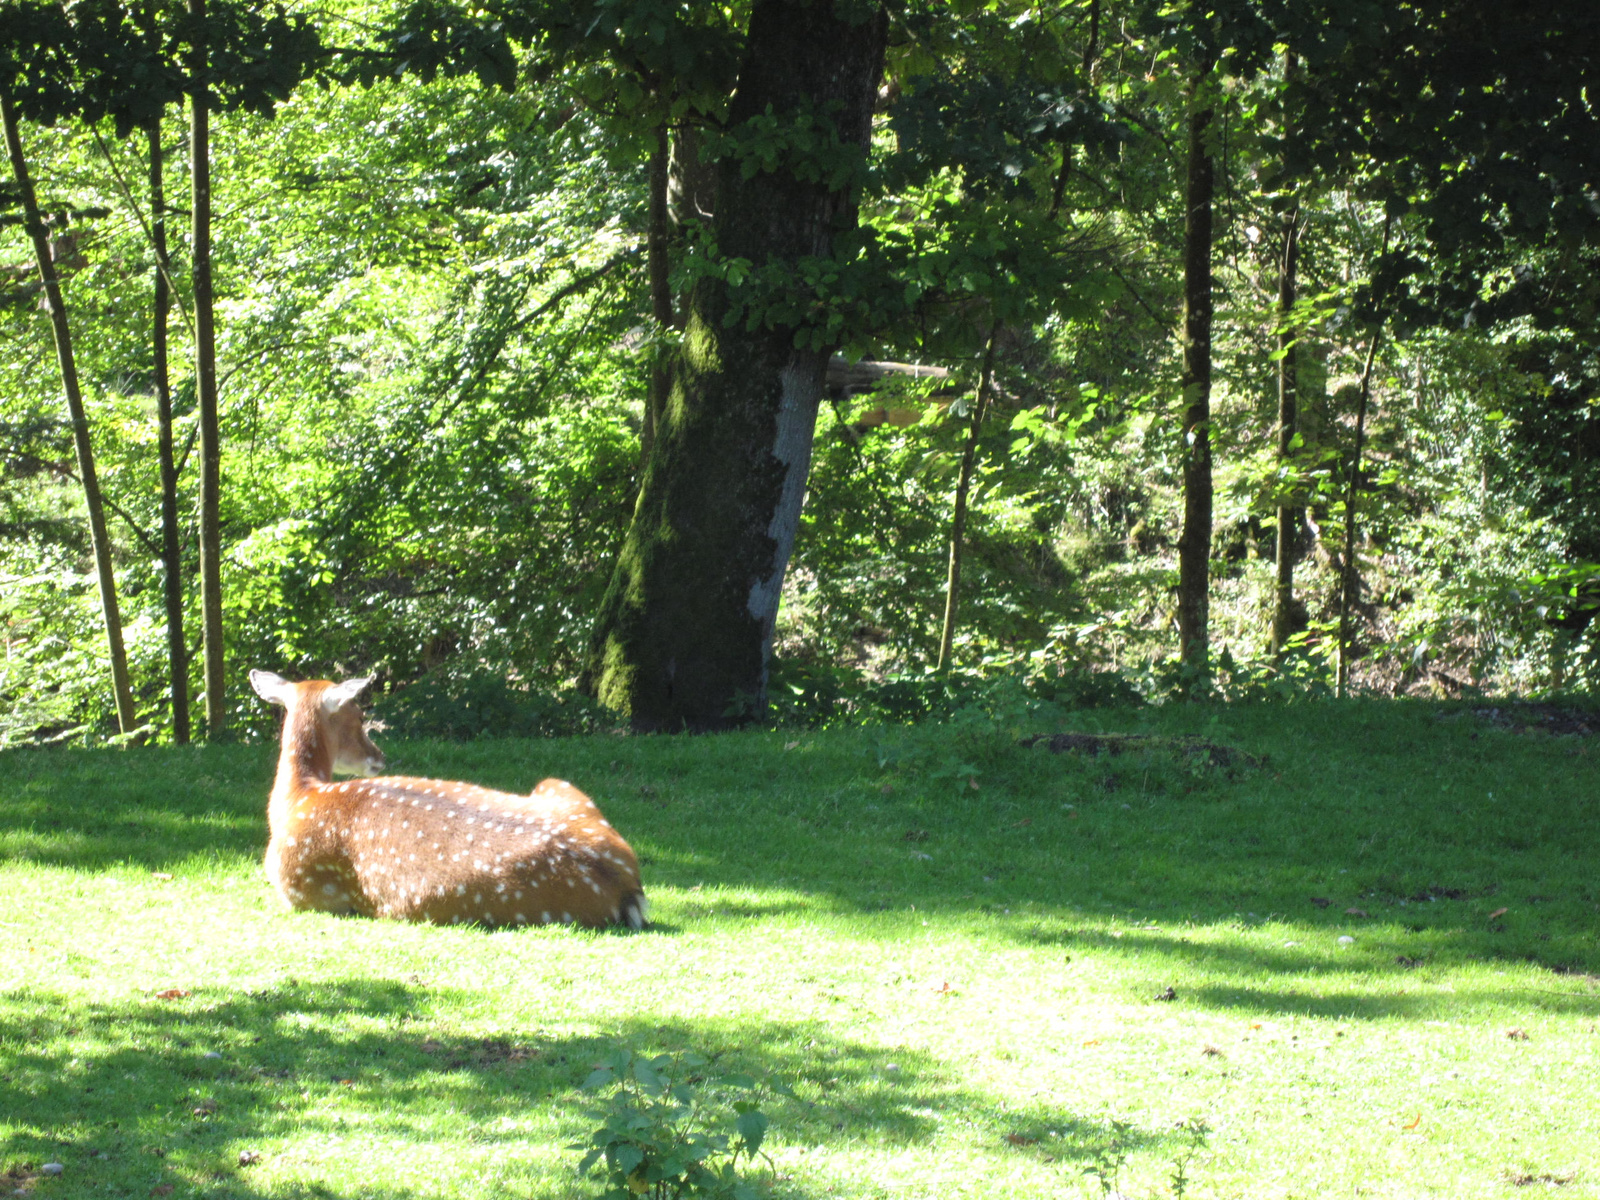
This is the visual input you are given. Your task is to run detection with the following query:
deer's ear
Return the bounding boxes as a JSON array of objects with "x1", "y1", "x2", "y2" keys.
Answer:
[
  {"x1": 322, "y1": 676, "x2": 373, "y2": 712},
  {"x1": 250, "y1": 669, "x2": 292, "y2": 706}
]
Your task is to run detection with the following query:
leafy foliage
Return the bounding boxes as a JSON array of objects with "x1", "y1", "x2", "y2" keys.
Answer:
[
  {"x1": 2, "y1": 0, "x2": 1599, "y2": 742},
  {"x1": 571, "y1": 1048, "x2": 788, "y2": 1200}
]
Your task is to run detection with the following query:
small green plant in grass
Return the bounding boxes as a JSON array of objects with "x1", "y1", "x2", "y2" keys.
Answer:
[
  {"x1": 1080, "y1": 1117, "x2": 1210, "y2": 1199},
  {"x1": 1168, "y1": 1117, "x2": 1210, "y2": 1200},
  {"x1": 1082, "y1": 1118, "x2": 1133, "y2": 1196},
  {"x1": 572, "y1": 1048, "x2": 788, "y2": 1200}
]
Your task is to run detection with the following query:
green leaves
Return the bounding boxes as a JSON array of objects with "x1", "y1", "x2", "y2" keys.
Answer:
[
  {"x1": 703, "y1": 102, "x2": 868, "y2": 190},
  {"x1": 0, "y1": 0, "x2": 324, "y2": 135},
  {"x1": 572, "y1": 1047, "x2": 785, "y2": 1200}
]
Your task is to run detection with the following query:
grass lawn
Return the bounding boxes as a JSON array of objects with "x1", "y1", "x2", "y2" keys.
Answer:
[{"x1": 2, "y1": 698, "x2": 1598, "y2": 1199}]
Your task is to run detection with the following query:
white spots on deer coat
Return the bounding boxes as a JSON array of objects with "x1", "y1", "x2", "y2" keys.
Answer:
[{"x1": 255, "y1": 674, "x2": 643, "y2": 930}]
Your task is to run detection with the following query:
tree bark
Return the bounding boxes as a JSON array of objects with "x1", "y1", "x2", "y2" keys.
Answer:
[
  {"x1": 149, "y1": 118, "x2": 190, "y2": 744},
  {"x1": 1336, "y1": 214, "x2": 1392, "y2": 697},
  {"x1": 640, "y1": 121, "x2": 673, "y2": 467},
  {"x1": 937, "y1": 326, "x2": 1000, "y2": 672},
  {"x1": 1176, "y1": 61, "x2": 1215, "y2": 678},
  {"x1": 1271, "y1": 205, "x2": 1302, "y2": 658},
  {"x1": 1, "y1": 91, "x2": 140, "y2": 739},
  {"x1": 582, "y1": 0, "x2": 888, "y2": 730},
  {"x1": 190, "y1": 0, "x2": 226, "y2": 738},
  {"x1": 668, "y1": 123, "x2": 715, "y2": 241},
  {"x1": 1335, "y1": 331, "x2": 1381, "y2": 697}
]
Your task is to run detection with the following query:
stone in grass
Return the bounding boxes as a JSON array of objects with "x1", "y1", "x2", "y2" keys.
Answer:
[{"x1": 41, "y1": 1163, "x2": 65, "y2": 1176}]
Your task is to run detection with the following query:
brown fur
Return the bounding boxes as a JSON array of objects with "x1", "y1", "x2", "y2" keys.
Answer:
[{"x1": 250, "y1": 671, "x2": 646, "y2": 929}]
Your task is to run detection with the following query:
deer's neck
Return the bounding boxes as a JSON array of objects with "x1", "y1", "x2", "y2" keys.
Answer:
[{"x1": 270, "y1": 703, "x2": 332, "y2": 828}]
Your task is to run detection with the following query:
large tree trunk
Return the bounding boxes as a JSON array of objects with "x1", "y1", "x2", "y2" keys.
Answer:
[
  {"x1": 149, "y1": 118, "x2": 190, "y2": 744},
  {"x1": 1175, "y1": 61, "x2": 1215, "y2": 676},
  {"x1": 0, "y1": 92, "x2": 140, "y2": 739},
  {"x1": 582, "y1": 0, "x2": 888, "y2": 730},
  {"x1": 1271, "y1": 206, "x2": 1302, "y2": 658},
  {"x1": 639, "y1": 122, "x2": 673, "y2": 467},
  {"x1": 190, "y1": 0, "x2": 227, "y2": 739}
]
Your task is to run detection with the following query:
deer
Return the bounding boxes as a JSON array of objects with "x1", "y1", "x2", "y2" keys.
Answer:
[{"x1": 249, "y1": 670, "x2": 647, "y2": 930}]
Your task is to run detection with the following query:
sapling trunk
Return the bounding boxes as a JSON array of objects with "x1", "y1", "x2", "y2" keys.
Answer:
[
  {"x1": 1336, "y1": 214, "x2": 1392, "y2": 697},
  {"x1": 1176, "y1": 60, "x2": 1216, "y2": 681},
  {"x1": 0, "y1": 91, "x2": 140, "y2": 739},
  {"x1": 189, "y1": 0, "x2": 226, "y2": 738},
  {"x1": 1271, "y1": 205, "x2": 1301, "y2": 659},
  {"x1": 148, "y1": 117, "x2": 190, "y2": 744},
  {"x1": 936, "y1": 326, "x2": 1000, "y2": 672},
  {"x1": 1336, "y1": 329, "x2": 1383, "y2": 697}
]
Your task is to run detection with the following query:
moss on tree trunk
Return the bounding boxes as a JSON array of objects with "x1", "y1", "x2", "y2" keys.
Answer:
[{"x1": 583, "y1": 0, "x2": 887, "y2": 731}]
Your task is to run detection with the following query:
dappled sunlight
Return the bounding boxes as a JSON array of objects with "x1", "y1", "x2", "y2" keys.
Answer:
[
  {"x1": 5, "y1": 705, "x2": 1600, "y2": 1197},
  {"x1": 0, "y1": 981, "x2": 1175, "y2": 1199}
]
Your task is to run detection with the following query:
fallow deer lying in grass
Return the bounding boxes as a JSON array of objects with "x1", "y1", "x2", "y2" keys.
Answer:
[{"x1": 250, "y1": 670, "x2": 646, "y2": 929}]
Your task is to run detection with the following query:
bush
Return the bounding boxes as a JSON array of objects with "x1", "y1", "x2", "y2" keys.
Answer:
[
  {"x1": 762, "y1": 657, "x2": 1142, "y2": 730},
  {"x1": 571, "y1": 1049, "x2": 787, "y2": 1200},
  {"x1": 378, "y1": 663, "x2": 609, "y2": 739}
]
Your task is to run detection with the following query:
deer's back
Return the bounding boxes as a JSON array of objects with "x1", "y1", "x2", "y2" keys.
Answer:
[{"x1": 273, "y1": 774, "x2": 642, "y2": 928}]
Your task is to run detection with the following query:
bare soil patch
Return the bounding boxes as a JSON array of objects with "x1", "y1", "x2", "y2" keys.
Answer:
[{"x1": 1472, "y1": 704, "x2": 1599, "y2": 737}]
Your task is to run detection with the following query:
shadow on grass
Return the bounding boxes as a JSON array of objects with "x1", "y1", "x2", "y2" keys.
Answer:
[
  {"x1": 7, "y1": 700, "x2": 1599, "y2": 979},
  {"x1": 0, "y1": 744, "x2": 269, "y2": 871},
  {"x1": 1185, "y1": 980, "x2": 1600, "y2": 1020},
  {"x1": 0, "y1": 977, "x2": 1179, "y2": 1196},
  {"x1": 1008, "y1": 920, "x2": 1600, "y2": 1012}
]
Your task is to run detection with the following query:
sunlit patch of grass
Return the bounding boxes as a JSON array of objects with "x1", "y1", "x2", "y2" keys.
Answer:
[{"x1": 3, "y1": 700, "x2": 1599, "y2": 1198}]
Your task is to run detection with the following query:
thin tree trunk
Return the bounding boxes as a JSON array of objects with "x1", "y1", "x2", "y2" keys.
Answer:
[
  {"x1": 1336, "y1": 329, "x2": 1384, "y2": 698},
  {"x1": 190, "y1": 0, "x2": 226, "y2": 738},
  {"x1": 582, "y1": 0, "x2": 889, "y2": 730},
  {"x1": 1336, "y1": 215, "x2": 1392, "y2": 697},
  {"x1": 149, "y1": 117, "x2": 190, "y2": 744},
  {"x1": 1271, "y1": 205, "x2": 1301, "y2": 658},
  {"x1": 1176, "y1": 60, "x2": 1216, "y2": 679},
  {"x1": 937, "y1": 326, "x2": 1000, "y2": 671},
  {"x1": 1, "y1": 92, "x2": 140, "y2": 739}
]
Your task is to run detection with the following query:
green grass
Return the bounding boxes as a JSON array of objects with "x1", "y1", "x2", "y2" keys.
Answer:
[{"x1": 3, "y1": 700, "x2": 1599, "y2": 1199}]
